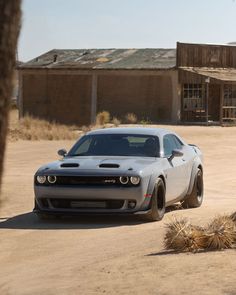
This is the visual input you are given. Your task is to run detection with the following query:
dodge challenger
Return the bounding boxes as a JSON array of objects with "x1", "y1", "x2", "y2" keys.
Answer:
[{"x1": 34, "y1": 127, "x2": 203, "y2": 221}]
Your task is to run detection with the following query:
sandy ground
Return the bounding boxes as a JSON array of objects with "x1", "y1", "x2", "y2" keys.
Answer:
[{"x1": 0, "y1": 126, "x2": 236, "y2": 295}]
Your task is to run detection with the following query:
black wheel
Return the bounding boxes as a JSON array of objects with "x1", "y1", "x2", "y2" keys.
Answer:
[
  {"x1": 145, "y1": 178, "x2": 166, "y2": 222},
  {"x1": 182, "y1": 168, "x2": 203, "y2": 208}
]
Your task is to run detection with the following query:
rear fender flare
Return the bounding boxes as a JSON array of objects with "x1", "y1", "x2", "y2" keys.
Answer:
[{"x1": 187, "y1": 159, "x2": 203, "y2": 195}]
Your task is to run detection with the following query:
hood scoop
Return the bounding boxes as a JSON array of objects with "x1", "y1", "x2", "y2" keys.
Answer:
[
  {"x1": 61, "y1": 163, "x2": 79, "y2": 168},
  {"x1": 99, "y1": 163, "x2": 120, "y2": 168}
]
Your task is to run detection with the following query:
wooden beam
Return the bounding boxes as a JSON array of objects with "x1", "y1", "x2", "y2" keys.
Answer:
[
  {"x1": 220, "y1": 82, "x2": 224, "y2": 125},
  {"x1": 205, "y1": 80, "x2": 209, "y2": 126},
  {"x1": 91, "y1": 73, "x2": 97, "y2": 124}
]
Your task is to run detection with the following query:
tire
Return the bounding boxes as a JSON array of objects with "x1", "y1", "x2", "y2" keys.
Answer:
[
  {"x1": 145, "y1": 178, "x2": 166, "y2": 222},
  {"x1": 182, "y1": 168, "x2": 203, "y2": 208}
]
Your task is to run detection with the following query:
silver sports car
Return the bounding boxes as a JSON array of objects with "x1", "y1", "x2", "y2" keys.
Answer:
[{"x1": 34, "y1": 127, "x2": 203, "y2": 221}]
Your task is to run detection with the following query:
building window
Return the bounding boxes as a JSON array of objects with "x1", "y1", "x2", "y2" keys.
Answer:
[
  {"x1": 224, "y1": 84, "x2": 236, "y2": 106},
  {"x1": 223, "y1": 84, "x2": 236, "y2": 121},
  {"x1": 183, "y1": 84, "x2": 204, "y2": 111}
]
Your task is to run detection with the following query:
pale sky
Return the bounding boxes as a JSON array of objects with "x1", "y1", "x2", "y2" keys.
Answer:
[{"x1": 18, "y1": 0, "x2": 236, "y2": 62}]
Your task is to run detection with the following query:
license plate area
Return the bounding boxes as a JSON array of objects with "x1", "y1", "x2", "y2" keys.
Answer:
[{"x1": 70, "y1": 201, "x2": 107, "y2": 208}]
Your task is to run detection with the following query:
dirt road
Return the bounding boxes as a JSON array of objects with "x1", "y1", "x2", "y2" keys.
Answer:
[{"x1": 0, "y1": 126, "x2": 236, "y2": 295}]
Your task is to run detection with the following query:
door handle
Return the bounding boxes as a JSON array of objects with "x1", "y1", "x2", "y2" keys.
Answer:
[{"x1": 182, "y1": 158, "x2": 186, "y2": 162}]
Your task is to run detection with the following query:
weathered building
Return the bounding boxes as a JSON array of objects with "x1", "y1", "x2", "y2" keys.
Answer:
[
  {"x1": 178, "y1": 42, "x2": 236, "y2": 125},
  {"x1": 18, "y1": 48, "x2": 178, "y2": 125},
  {"x1": 18, "y1": 42, "x2": 236, "y2": 126}
]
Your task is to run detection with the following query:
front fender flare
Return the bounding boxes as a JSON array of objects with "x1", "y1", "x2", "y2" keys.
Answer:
[{"x1": 139, "y1": 171, "x2": 166, "y2": 210}]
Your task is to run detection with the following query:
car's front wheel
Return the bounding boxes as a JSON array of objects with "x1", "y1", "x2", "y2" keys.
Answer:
[
  {"x1": 145, "y1": 178, "x2": 166, "y2": 222},
  {"x1": 182, "y1": 168, "x2": 203, "y2": 208}
]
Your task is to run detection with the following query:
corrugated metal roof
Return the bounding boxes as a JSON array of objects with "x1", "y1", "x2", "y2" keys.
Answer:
[
  {"x1": 180, "y1": 67, "x2": 236, "y2": 82},
  {"x1": 20, "y1": 48, "x2": 176, "y2": 70}
]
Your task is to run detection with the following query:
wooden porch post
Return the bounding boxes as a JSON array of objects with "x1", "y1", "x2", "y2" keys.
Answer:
[
  {"x1": 205, "y1": 77, "x2": 210, "y2": 126},
  {"x1": 220, "y1": 82, "x2": 224, "y2": 126}
]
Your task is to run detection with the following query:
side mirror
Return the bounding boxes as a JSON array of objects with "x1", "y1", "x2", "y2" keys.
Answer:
[
  {"x1": 169, "y1": 149, "x2": 183, "y2": 161},
  {"x1": 58, "y1": 148, "x2": 67, "y2": 157}
]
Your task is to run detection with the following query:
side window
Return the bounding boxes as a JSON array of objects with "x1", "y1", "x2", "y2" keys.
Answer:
[
  {"x1": 75, "y1": 137, "x2": 92, "y2": 155},
  {"x1": 163, "y1": 136, "x2": 175, "y2": 157},
  {"x1": 173, "y1": 135, "x2": 184, "y2": 150},
  {"x1": 163, "y1": 134, "x2": 181, "y2": 157}
]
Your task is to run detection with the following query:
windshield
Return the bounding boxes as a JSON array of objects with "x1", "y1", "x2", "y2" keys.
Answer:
[{"x1": 68, "y1": 134, "x2": 160, "y2": 157}]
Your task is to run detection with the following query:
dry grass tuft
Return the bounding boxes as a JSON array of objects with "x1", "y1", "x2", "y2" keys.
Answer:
[
  {"x1": 8, "y1": 114, "x2": 79, "y2": 141},
  {"x1": 204, "y1": 215, "x2": 236, "y2": 250},
  {"x1": 164, "y1": 218, "x2": 205, "y2": 252},
  {"x1": 230, "y1": 211, "x2": 236, "y2": 223},
  {"x1": 81, "y1": 125, "x2": 91, "y2": 133},
  {"x1": 125, "y1": 113, "x2": 137, "y2": 124},
  {"x1": 164, "y1": 214, "x2": 236, "y2": 253},
  {"x1": 96, "y1": 111, "x2": 110, "y2": 125},
  {"x1": 112, "y1": 117, "x2": 121, "y2": 127}
]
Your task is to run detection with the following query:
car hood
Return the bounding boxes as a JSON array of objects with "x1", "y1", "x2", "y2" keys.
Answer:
[{"x1": 36, "y1": 156, "x2": 162, "y2": 176}]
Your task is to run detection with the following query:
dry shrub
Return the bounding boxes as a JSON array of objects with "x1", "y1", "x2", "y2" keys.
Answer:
[
  {"x1": 204, "y1": 215, "x2": 236, "y2": 250},
  {"x1": 164, "y1": 218, "x2": 205, "y2": 252},
  {"x1": 112, "y1": 117, "x2": 121, "y2": 127},
  {"x1": 81, "y1": 125, "x2": 91, "y2": 133},
  {"x1": 164, "y1": 214, "x2": 236, "y2": 253},
  {"x1": 230, "y1": 211, "x2": 236, "y2": 223},
  {"x1": 140, "y1": 118, "x2": 151, "y2": 125},
  {"x1": 125, "y1": 113, "x2": 137, "y2": 124},
  {"x1": 8, "y1": 115, "x2": 79, "y2": 141},
  {"x1": 96, "y1": 111, "x2": 110, "y2": 125}
]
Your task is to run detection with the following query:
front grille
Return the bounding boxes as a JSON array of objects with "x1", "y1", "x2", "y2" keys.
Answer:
[
  {"x1": 41, "y1": 198, "x2": 124, "y2": 210},
  {"x1": 55, "y1": 176, "x2": 121, "y2": 186}
]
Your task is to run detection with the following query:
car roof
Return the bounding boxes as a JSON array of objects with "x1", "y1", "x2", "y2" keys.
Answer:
[{"x1": 86, "y1": 127, "x2": 173, "y2": 137}]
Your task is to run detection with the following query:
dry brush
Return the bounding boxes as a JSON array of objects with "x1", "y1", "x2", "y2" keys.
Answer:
[{"x1": 164, "y1": 213, "x2": 236, "y2": 253}]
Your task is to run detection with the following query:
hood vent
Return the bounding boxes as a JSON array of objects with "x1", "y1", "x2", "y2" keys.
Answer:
[
  {"x1": 61, "y1": 163, "x2": 79, "y2": 168},
  {"x1": 99, "y1": 163, "x2": 120, "y2": 168}
]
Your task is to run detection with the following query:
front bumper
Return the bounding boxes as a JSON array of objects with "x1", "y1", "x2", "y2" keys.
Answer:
[{"x1": 34, "y1": 184, "x2": 151, "y2": 214}]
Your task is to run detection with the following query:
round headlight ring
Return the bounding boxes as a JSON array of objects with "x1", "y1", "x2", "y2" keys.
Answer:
[
  {"x1": 36, "y1": 175, "x2": 46, "y2": 184},
  {"x1": 130, "y1": 176, "x2": 141, "y2": 185},
  {"x1": 119, "y1": 176, "x2": 129, "y2": 185},
  {"x1": 47, "y1": 175, "x2": 57, "y2": 184}
]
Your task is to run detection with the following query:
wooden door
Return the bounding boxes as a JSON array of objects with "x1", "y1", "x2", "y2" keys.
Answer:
[{"x1": 208, "y1": 84, "x2": 220, "y2": 121}]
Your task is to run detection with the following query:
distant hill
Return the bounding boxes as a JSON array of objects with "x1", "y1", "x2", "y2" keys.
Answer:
[{"x1": 228, "y1": 42, "x2": 236, "y2": 45}]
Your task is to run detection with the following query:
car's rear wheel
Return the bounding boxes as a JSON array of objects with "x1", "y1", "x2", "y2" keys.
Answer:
[
  {"x1": 182, "y1": 168, "x2": 203, "y2": 208},
  {"x1": 145, "y1": 178, "x2": 166, "y2": 222}
]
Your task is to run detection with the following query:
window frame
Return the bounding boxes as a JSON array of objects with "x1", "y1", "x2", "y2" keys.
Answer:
[
  {"x1": 183, "y1": 83, "x2": 205, "y2": 111},
  {"x1": 67, "y1": 133, "x2": 161, "y2": 158}
]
